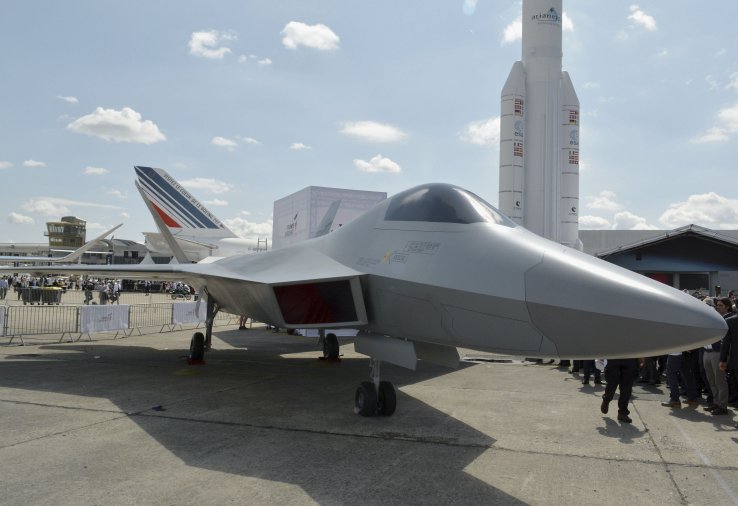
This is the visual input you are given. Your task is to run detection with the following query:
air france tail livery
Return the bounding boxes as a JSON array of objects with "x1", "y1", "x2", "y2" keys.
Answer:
[
  {"x1": 135, "y1": 166, "x2": 265, "y2": 262},
  {"x1": 135, "y1": 166, "x2": 341, "y2": 262}
]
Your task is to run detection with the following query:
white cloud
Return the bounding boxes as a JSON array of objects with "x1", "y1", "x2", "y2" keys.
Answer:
[
  {"x1": 67, "y1": 107, "x2": 166, "y2": 144},
  {"x1": 106, "y1": 189, "x2": 126, "y2": 199},
  {"x1": 7, "y1": 212, "x2": 35, "y2": 225},
  {"x1": 203, "y1": 198, "x2": 229, "y2": 206},
  {"x1": 85, "y1": 222, "x2": 106, "y2": 232},
  {"x1": 57, "y1": 95, "x2": 79, "y2": 104},
  {"x1": 691, "y1": 102, "x2": 738, "y2": 143},
  {"x1": 462, "y1": 0, "x2": 478, "y2": 16},
  {"x1": 727, "y1": 71, "x2": 738, "y2": 91},
  {"x1": 579, "y1": 215, "x2": 611, "y2": 229},
  {"x1": 223, "y1": 217, "x2": 273, "y2": 240},
  {"x1": 502, "y1": 17, "x2": 522, "y2": 45},
  {"x1": 340, "y1": 121, "x2": 407, "y2": 143},
  {"x1": 180, "y1": 177, "x2": 233, "y2": 194},
  {"x1": 612, "y1": 211, "x2": 657, "y2": 230},
  {"x1": 691, "y1": 126, "x2": 729, "y2": 144},
  {"x1": 718, "y1": 102, "x2": 738, "y2": 131},
  {"x1": 290, "y1": 142, "x2": 312, "y2": 150},
  {"x1": 120, "y1": 212, "x2": 130, "y2": 219},
  {"x1": 22, "y1": 199, "x2": 69, "y2": 216},
  {"x1": 586, "y1": 190, "x2": 622, "y2": 212},
  {"x1": 628, "y1": 5, "x2": 657, "y2": 31},
  {"x1": 562, "y1": 13, "x2": 574, "y2": 32},
  {"x1": 659, "y1": 193, "x2": 738, "y2": 229},
  {"x1": 460, "y1": 116, "x2": 500, "y2": 146},
  {"x1": 238, "y1": 136, "x2": 261, "y2": 145},
  {"x1": 281, "y1": 21, "x2": 339, "y2": 51},
  {"x1": 21, "y1": 197, "x2": 124, "y2": 216},
  {"x1": 212, "y1": 136, "x2": 238, "y2": 150},
  {"x1": 84, "y1": 166, "x2": 109, "y2": 175},
  {"x1": 23, "y1": 160, "x2": 46, "y2": 168},
  {"x1": 0, "y1": 161, "x2": 13, "y2": 169},
  {"x1": 238, "y1": 54, "x2": 272, "y2": 66},
  {"x1": 705, "y1": 75, "x2": 720, "y2": 90},
  {"x1": 188, "y1": 30, "x2": 235, "y2": 59},
  {"x1": 354, "y1": 154, "x2": 401, "y2": 173}
]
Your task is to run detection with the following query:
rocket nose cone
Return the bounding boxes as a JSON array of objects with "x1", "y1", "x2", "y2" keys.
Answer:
[{"x1": 524, "y1": 249, "x2": 727, "y2": 358}]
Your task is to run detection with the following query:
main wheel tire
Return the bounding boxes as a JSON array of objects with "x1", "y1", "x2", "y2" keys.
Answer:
[
  {"x1": 354, "y1": 381, "x2": 378, "y2": 417},
  {"x1": 323, "y1": 333, "x2": 339, "y2": 359},
  {"x1": 189, "y1": 332, "x2": 206, "y2": 361},
  {"x1": 377, "y1": 381, "x2": 397, "y2": 416}
]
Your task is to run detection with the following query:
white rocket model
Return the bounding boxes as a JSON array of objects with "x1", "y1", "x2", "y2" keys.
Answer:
[{"x1": 499, "y1": 0, "x2": 581, "y2": 249}]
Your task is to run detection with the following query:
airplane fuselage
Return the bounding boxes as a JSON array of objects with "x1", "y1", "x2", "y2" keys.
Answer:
[{"x1": 197, "y1": 184, "x2": 725, "y2": 359}]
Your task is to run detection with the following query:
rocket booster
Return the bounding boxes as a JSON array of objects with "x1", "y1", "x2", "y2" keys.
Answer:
[{"x1": 499, "y1": 0, "x2": 580, "y2": 249}]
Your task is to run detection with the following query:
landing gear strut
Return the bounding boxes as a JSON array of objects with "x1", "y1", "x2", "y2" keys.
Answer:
[
  {"x1": 354, "y1": 358, "x2": 397, "y2": 417},
  {"x1": 204, "y1": 295, "x2": 219, "y2": 351}
]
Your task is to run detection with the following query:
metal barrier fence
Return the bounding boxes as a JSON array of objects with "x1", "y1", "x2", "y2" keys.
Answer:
[
  {"x1": 129, "y1": 303, "x2": 176, "y2": 330},
  {"x1": 3, "y1": 305, "x2": 79, "y2": 338},
  {"x1": 1, "y1": 302, "x2": 240, "y2": 345}
]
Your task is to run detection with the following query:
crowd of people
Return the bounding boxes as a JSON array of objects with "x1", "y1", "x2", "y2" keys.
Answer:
[
  {"x1": 0, "y1": 274, "x2": 196, "y2": 305},
  {"x1": 554, "y1": 289, "x2": 738, "y2": 427}
]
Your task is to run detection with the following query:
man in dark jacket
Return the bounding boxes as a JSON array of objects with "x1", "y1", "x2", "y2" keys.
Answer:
[
  {"x1": 705, "y1": 298, "x2": 733, "y2": 415},
  {"x1": 719, "y1": 311, "x2": 738, "y2": 411}
]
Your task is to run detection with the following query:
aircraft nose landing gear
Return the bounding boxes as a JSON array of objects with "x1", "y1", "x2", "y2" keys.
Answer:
[
  {"x1": 354, "y1": 358, "x2": 396, "y2": 417},
  {"x1": 188, "y1": 332, "x2": 206, "y2": 365}
]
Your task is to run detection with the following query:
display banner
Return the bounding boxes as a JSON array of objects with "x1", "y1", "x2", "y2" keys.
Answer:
[
  {"x1": 300, "y1": 328, "x2": 358, "y2": 338},
  {"x1": 172, "y1": 301, "x2": 206, "y2": 325},
  {"x1": 0, "y1": 306, "x2": 5, "y2": 337},
  {"x1": 80, "y1": 305, "x2": 130, "y2": 333}
]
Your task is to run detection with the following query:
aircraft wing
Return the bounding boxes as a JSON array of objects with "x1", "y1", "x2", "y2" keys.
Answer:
[{"x1": 0, "y1": 246, "x2": 368, "y2": 329}]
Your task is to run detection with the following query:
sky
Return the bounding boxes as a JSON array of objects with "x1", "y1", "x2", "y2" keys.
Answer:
[{"x1": 2, "y1": 1, "x2": 738, "y2": 244}]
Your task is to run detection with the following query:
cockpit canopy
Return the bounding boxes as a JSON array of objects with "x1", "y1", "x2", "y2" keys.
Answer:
[{"x1": 384, "y1": 184, "x2": 515, "y2": 227}]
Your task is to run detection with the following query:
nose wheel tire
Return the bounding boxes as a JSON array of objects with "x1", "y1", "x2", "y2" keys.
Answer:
[
  {"x1": 323, "y1": 333, "x2": 340, "y2": 359},
  {"x1": 189, "y1": 332, "x2": 205, "y2": 362},
  {"x1": 354, "y1": 381, "x2": 378, "y2": 417},
  {"x1": 377, "y1": 381, "x2": 397, "y2": 416}
]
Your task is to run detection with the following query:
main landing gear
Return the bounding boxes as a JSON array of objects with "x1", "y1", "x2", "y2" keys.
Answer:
[
  {"x1": 189, "y1": 295, "x2": 218, "y2": 365},
  {"x1": 354, "y1": 358, "x2": 397, "y2": 417}
]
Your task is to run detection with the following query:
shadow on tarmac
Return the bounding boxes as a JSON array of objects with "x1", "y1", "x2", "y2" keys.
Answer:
[{"x1": 1, "y1": 327, "x2": 528, "y2": 504}]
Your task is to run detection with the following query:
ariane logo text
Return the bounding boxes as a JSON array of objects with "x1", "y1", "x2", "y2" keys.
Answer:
[{"x1": 532, "y1": 7, "x2": 561, "y2": 25}]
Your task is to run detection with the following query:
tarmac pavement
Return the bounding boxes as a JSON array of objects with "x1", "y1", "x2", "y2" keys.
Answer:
[{"x1": 2, "y1": 326, "x2": 738, "y2": 505}]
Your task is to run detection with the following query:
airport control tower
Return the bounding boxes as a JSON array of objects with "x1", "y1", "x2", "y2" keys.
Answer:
[{"x1": 498, "y1": 0, "x2": 581, "y2": 249}]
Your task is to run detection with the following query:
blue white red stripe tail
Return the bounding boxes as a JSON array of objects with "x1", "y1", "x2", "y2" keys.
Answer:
[{"x1": 134, "y1": 166, "x2": 237, "y2": 239}]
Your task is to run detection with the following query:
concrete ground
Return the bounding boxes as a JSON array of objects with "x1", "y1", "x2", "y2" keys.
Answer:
[{"x1": 2, "y1": 326, "x2": 738, "y2": 505}]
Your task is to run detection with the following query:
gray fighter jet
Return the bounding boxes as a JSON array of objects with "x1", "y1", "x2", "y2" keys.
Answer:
[{"x1": 8, "y1": 183, "x2": 727, "y2": 416}]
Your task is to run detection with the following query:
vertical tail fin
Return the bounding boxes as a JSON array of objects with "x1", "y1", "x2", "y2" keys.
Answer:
[
  {"x1": 313, "y1": 200, "x2": 341, "y2": 238},
  {"x1": 134, "y1": 166, "x2": 237, "y2": 239}
]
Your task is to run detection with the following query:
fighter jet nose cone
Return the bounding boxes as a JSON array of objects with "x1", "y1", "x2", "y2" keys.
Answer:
[{"x1": 524, "y1": 248, "x2": 727, "y2": 358}]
